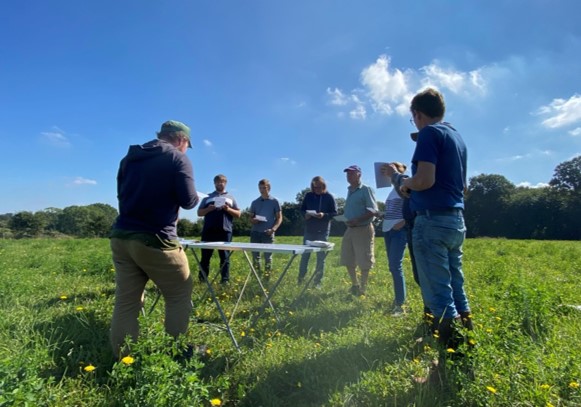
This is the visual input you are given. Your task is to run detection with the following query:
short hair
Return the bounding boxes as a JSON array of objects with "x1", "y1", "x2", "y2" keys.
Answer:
[
  {"x1": 390, "y1": 162, "x2": 407, "y2": 174},
  {"x1": 310, "y1": 176, "x2": 327, "y2": 193},
  {"x1": 157, "y1": 130, "x2": 189, "y2": 146},
  {"x1": 258, "y1": 179, "x2": 271, "y2": 189},
  {"x1": 214, "y1": 174, "x2": 227, "y2": 183},
  {"x1": 410, "y1": 88, "x2": 446, "y2": 119}
]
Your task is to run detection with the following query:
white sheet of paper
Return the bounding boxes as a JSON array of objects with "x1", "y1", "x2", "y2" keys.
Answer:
[
  {"x1": 254, "y1": 215, "x2": 267, "y2": 222},
  {"x1": 374, "y1": 162, "x2": 392, "y2": 188},
  {"x1": 214, "y1": 196, "x2": 226, "y2": 208},
  {"x1": 306, "y1": 210, "x2": 317, "y2": 215}
]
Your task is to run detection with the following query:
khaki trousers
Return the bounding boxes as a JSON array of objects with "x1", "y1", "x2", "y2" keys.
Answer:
[{"x1": 110, "y1": 238, "x2": 193, "y2": 356}]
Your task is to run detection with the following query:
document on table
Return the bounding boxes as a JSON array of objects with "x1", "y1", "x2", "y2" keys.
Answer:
[{"x1": 374, "y1": 162, "x2": 392, "y2": 188}]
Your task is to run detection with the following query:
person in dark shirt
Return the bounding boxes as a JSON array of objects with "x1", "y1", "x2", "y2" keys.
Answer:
[
  {"x1": 110, "y1": 120, "x2": 199, "y2": 357},
  {"x1": 197, "y1": 174, "x2": 241, "y2": 284},
  {"x1": 298, "y1": 176, "x2": 338, "y2": 288}
]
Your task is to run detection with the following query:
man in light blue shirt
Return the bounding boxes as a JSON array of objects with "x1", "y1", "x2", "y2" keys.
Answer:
[{"x1": 340, "y1": 165, "x2": 378, "y2": 296}]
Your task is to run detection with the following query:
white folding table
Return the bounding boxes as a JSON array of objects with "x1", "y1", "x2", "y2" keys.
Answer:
[{"x1": 179, "y1": 240, "x2": 333, "y2": 351}]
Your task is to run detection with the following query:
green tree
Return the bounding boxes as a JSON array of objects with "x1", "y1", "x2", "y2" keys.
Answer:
[
  {"x1": 9, "y1": 211, "x2": 45, "y2": 237},
  {"x1": 549, "y1": 155, "x2": 581, "y2": 192},
  {"x1": 465, "y1": 174, "x2": 515, "y2": 237}
]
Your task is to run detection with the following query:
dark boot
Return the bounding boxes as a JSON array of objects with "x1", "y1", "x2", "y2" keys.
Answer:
[
  {"x1": 459, "y1": 311, "x2": 474, "y2": 331},
  {"x1": 435, "y1": 317, "x2": 463, "y2": 350}
]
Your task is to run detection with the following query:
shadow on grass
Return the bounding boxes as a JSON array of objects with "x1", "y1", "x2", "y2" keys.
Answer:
[
  {"x1": 237, "y1": 329, "x2": 457, "y2": 407},
  {"x1": 33, "y1": 308, "x2": 115, "y2": 383}
]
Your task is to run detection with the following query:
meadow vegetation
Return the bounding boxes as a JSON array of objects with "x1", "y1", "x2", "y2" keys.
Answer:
[{"x1": 0, "y1": 237, "x2": 580, "y2": 406}]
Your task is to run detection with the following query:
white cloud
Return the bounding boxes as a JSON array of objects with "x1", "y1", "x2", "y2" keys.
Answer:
[
  {"x1": 360, "y1": 55, "x2": 409, "y2": 115},
  {"x1": 349, "y1": 105, "x2": 366, "y2": 120},
  {"x1": 421, "y1": 61, "x2": 486, "y2": 95},
  {"x1": 70, "y1": 177, "x2": 97, "y2": 186},
  {"x1": 280, "y1": 157, "x2": 296, "y2": 165},
  {"x1": 326, "y1": 87, "x2": 348, "y2": 106},
  {"x1": 516, "y1": 181, "x2": 550, "y2": 189},
  {"x1": 203, "y1": 139, "x2": 212, "y2": 147},
  {"x1": 537, "y1": 94, "x2": 581, "y2": 129},
  {"x1": 41, "y1": 127, "x2": 70, "y2": 147},
  {"x1": 327, "y1": 54, "x2": 488, "y2": 120},
  {"x1": 568, "y1": 127, "x2": 581, "y2": 136}
]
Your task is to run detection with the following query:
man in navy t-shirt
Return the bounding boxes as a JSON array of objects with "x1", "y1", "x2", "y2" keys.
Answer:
[{"x1": 393, "y1": 88, "x2": 473, "y2": 348}]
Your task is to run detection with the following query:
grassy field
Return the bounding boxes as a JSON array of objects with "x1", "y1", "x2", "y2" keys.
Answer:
[{"x1": 0, "y1": 237, "x2": 580, "y2": 406}]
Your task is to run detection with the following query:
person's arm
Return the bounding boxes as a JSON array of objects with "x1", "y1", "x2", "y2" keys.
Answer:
[
  {"x1": 224, "y1": 203, "x2": 241, "y2": 218},
  {"x1": 176, "y1": 157, "x2": 199, "y2": 209},
  {"x1": 266, "y1": 205, "x2": 283, "y2": 235},
  {"x1": 402, "y1": 161, "x2": 435, "y2": 192}
]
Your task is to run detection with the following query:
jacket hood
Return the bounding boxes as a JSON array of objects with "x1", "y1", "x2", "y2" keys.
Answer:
[{"x1": 124, "y1": 139, "x2": 177, "y2": 162}]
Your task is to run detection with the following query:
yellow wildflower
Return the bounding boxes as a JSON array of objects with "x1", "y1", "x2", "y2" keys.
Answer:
[
  {"x1": 446, "y1": 348, "x2": 455, "y2": 353},
  {"x1": 489, "y1": 307, "x2": 496, "y2": 312},
  {"x1": 486, "y1": 386, "x2": 497, "y2": 394},
  {"x1": 121, "y1": 356, "x2": 135, "y2": 365},
  {"x1": 569, "y1": 381, "x2": 579, "y2": 389},
  {"x1": 495, "y1": 316, "x2": 502, "y2": 321},
  {"x1": 76, "y1": 306, "x2": 84, "y2": 311},
  {"x1": 540, "y1": 384, "x2": 550, "y2": 390},
  {"x1": 468, "y1": 338, "x2": 477, "y2": 346},
  {"x1": 84, "y1": 364, "x2": 96, "y2": 372},
  {"x1": 210, "y1": 398, "x2": 222, "y2": 406},
  {"x1": 60, "y1": 295, "x2": 67, "y2": 300}
]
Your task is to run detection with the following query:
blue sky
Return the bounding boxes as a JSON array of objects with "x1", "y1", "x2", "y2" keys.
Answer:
[{"x1": 1, "y1": 1, "x2": 580, "y2": 220}]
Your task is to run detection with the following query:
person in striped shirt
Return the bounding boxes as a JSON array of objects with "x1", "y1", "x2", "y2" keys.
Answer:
[{"x1": 382, "y1": 162, "x2": 409, "y2": 315}]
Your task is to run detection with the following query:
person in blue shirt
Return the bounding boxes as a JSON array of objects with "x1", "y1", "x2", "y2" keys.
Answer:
[
  {"x1": 387, "y1": 88, "x2": 473, "y2": 348},
  {"x1": 197, "y1": 174, "x2": 241, "y2": 284},
  {"x1": 298, "y1": 176, "x2": 338, "y2": 288},
  {"x1": 341, "y1": 165, "x2": 378, "y2": 296}
]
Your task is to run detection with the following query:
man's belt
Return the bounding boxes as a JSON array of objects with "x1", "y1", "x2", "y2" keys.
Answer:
[{"x1": 415, "y1": 208, "x2": 463, "y2": 217}]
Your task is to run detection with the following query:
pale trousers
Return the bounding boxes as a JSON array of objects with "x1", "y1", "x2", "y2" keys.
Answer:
[{"x1": 110, "y1": 238, "x2": 193, "y2": 356}]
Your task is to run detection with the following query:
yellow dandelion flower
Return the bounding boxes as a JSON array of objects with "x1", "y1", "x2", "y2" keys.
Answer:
[
  {"x1": 121, "y1": 356, "x2": 135, "y2": 365},
  {"x1": 495, "y1": 316, "x2": 502, "y2": 321},
  {"x1": 210, "y1": 398, "x2": 222, "y2": 406},
  {"x1": 110, "y1": 268, "x2": 115, "y2": 272},
  {"x1": 60, "y1": 295, "x2": 67, "y2": 300},
  {"x1": 489, "y1": 307, "x2": 496, "y2": 312},
  {"x1": 288, "y1": 311, "x2": 294, "y2": 316},
  {"x1": 315, "y1": 342, "x2": 321, "y2": 347},
  {"x1": 486, "y1": 386, "x2": 497, "y2": 394},
  {"x1": 547, "y1": 402, "x2": 555, "y2": 407},
  {"x1": 84, "y1": 364, "x2": 96, "y2": 372},
  {"x1": 275, "y1": 332, "x2": 281, "y2": 337},
  {"x1": 468, "y1": 338, "x2": 477, "y2": 346},
  {"x1": 266, "y1": 342, "x2": 273, "y2": 348},
  {"x1": 433, "y1": 333, "x2": 440, "y2": 339},
  {"x1": 486, "y1": 328, "x2": 493, "y2": 333},
  {"x1": 423, "y1": 345, "x2": 431, "y2": 351},
  {"x1": 446, "y1": 348, "x2": 455, "y2": 353},
  {"x1": 76, "y1": 306, "x2": 84, "y2": 311},
  {"x1": 569, "y1": 381, "x2": 579, "y2": 389},
  {"x1": 240, "y1": 331, "x2": 246, "y2": 337},
  {"x1": 82, "y1": 268, "x2": 87, "y2": 272},
  {"x1": 413, "y1": 358, "x2": 420, "y2": 364},
  {"x1": 205, "y1": 348, "x2": 212, "y2": 355},
  {"x1": 539, "y1": 384, "x2": 550, "y2": 389}
]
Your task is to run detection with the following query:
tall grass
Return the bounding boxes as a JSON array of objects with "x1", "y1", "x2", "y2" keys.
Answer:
[{"x1": 0, "y1": 237, "x2": 579, "y2": 406}]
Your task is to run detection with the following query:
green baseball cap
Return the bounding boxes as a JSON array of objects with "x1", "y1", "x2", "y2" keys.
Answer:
[{"x1": 159, "y1": 120, "x2": 192, "y2": 148}]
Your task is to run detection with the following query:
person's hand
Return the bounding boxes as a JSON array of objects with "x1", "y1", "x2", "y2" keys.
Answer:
[
  {"x1": 381, "y1": 163, "x2": 398, "y2": 177},
  {"x1": 250, "y1": 217, "x2": 260, "y2": 224},
  {"x1": 265, "y1": 228, "x2": 275, "y2": 236},
  {"x1": 399, "y1": 185, "x2": 411, "y2": 198},
  {"x1": 208, "y1": 204, "x2": 217, "y2": 211},
  {"x1": 315, "y1": 212, "x2": 324, "y2": 219}
]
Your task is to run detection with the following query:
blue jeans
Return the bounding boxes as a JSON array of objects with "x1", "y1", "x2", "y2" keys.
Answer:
[
  {"x1": 384, "y1": 227, "x2": 408, "y2": 306},
  {"x1": 413, "y1": 213, "x2": 470, "y2": 319},
  {"x1": 299, "y1": 231, "x2": 329, "y2": 283}
]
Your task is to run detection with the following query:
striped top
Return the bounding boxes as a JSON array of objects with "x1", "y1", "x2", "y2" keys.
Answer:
[{"x1": 382, "y1": 188, "x2": 405, "y2": 232}]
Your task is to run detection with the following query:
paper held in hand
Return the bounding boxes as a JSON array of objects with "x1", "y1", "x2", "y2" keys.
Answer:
[
  {"x1": 254, "y1": 215, "x2": 267, "y2": 222},
  {"x1": 306, "y1": 210, "x2": 317, "y2": 215},
  {"x1": 374, "y1": 162, "x2": 392, "y2": 188},
  {"x1": 214, "y1": 196, "x2": 226, "y2": 208}
]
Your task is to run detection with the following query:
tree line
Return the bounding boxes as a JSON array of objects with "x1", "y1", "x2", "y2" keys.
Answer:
[{"x1": 1, "y1": 156, "x2": 579, "y2": 241}]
